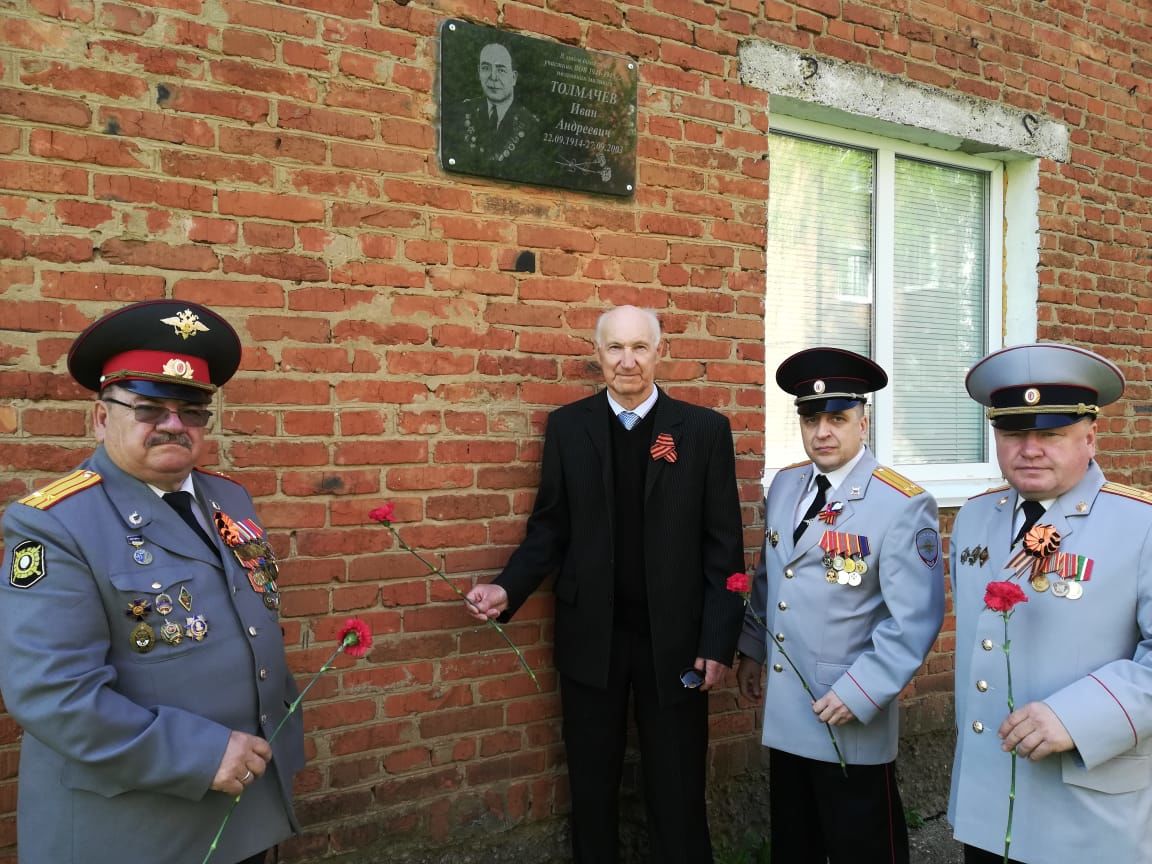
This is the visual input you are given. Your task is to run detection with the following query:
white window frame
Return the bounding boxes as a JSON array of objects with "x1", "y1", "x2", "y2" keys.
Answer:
[{"x1": 767, "y1": 114, "x2": 1040, "y2": 507}]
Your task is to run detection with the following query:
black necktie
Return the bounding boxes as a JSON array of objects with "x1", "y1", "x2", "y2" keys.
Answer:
[
  {"x1": 794, "y1": 474, "x2": 831, "y2": 544},
  {"x1": 1013, "y1": 499, "x2": 1046, "y2": 546},
  {"x1": 163, "y1": 491, "x2": 219, "y2": 555},
  {"x1": 488, "y1": 104, "x2": 498, "y2": 133}
]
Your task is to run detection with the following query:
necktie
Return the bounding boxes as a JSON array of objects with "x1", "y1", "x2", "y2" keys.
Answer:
[
  {"x1": 163, "y1": 491, "x2": 219, "y2": 555},
  {"x1": 488, "y1": 104, "x2": 498, "y2": 132},
  {"x1": 1013, "y1": 499, "x2": 1046, "y2": 545},
  {"x1": 793, "y1": 474, "x2": 831, "y2": 544},
  {"x1": 618, "y1": 410, "x2": 639, "y2": 430}
]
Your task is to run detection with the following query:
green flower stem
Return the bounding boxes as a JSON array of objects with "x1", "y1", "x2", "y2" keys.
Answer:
[
  {"x1": 1001, "y1": 612, "x2": 1016, "y2": 864},
  {"x1": 389, "y1": 526, "x2": 541, "y2": 692},
  {"x1": 745, "y1": 599, "x2": 848, "y2": 777},
  {"x1": 201, "y1": 634, "x2": 355, "y2": 864}
]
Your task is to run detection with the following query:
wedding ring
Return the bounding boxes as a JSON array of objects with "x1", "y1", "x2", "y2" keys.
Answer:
[{"x1": 241, "y1": 769, "x2": 253, "y2": 783}]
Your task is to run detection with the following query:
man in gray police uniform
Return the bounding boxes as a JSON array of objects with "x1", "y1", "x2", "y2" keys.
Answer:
[
  {"x1": 950, "y1": 342, "x2": 1152, "y2": 864},
  {"x1": 0, "y1": 300, "x2": 303, "y2": 864},
  {"x1": 737, "y1": 347, "x2": 945, "y2": 864}
]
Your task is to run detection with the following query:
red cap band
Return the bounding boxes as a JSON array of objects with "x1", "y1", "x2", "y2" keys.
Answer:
[{"x1": 99, "y1": 349, "x2": 213, "y2": 391}]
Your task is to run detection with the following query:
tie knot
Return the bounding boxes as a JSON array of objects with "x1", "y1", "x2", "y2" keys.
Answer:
[
  {"x1": 618, "y1": 410, "x2": 640, "y2": 430},
  {"x1": 163, "y1": 490, "x2": 194, "y2": 511},
  {"x1": 814, "y1": 474, "x2": 831, "y2": 492},
  {"x1": 1021, "y1": 499, "x2": 1044, "y2": 520}
]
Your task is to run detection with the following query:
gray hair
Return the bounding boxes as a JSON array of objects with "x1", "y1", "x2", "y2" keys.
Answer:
[{"x1": 594, "y1": 305, "x2": 661, "y2": 347}]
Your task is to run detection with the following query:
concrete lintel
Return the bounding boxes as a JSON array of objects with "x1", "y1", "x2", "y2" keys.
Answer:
[{"x1": 739, "y1": 41, "x2": 1069, "y2": 163}]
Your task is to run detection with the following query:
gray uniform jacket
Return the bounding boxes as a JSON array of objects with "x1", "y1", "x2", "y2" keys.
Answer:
[
  {"x1": 738, "y1": 451, "x2": 945, "y2": 764},
  {"x1": 949, "y1": 462, "x2": 1152, "y2": 863},
  {"x1": 0, "y1": 446, "x2": 303, "y2": 863}
]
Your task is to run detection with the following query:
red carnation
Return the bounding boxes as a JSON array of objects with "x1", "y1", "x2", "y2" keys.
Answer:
[
  {"x1": 984, "y1": 580, "x2": 1029, "y2": 614},
  {"x1": 369, "y1": 502, "x2": 395, "y2": 525},
  {"x1": 338, "y1": 618, "x2": 373, "y2": 658},
  {"x1": 726, "y1": 572, "x2": 751, "y2": 595}
]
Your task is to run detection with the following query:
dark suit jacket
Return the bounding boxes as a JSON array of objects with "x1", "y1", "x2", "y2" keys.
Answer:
[{"x1": 496, "y1": 388, "x2": 745, "y2": 706}]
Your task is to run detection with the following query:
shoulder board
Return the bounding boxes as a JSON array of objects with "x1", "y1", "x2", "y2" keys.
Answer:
[
  {"x1": 1101, "y1": 482, "x2": 1152, "y2": 506},
  {"x1": 872, "y1": 466, "x2": 924, "y2": 497},
  {"x1": 969, "y1": 483, "x2": 1011, "y2": 500},
  {"x1": 18, "y1": 470, "x2": 102, "y2": 510},
  {"x1": 781, "y1": 459, "x2": 813, "y2": 471},
  {"x1": 194, "y1": 467, "x2": 242, "y2": 486}
]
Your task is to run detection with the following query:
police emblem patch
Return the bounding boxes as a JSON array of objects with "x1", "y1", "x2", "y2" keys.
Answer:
[
  {"x1": 9, "y1": 541, "x2": 46, "y2": 589},
  {"x1": 915, "y1": 528, "x2": 940, "y2": 568}
]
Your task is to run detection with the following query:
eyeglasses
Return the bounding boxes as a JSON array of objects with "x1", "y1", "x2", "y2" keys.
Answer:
[{"x1": 102, "y1": 396, "x2": 213, "y2": 428}]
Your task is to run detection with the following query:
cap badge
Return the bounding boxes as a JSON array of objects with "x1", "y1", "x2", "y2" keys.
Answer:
[
  {"x1": 1023, "y1": 387, "x2": 1041, "y2": 405},
  {"x1": 161, "y1": 309, "x2": 210, "y2": 340},
  {"x1": 162, "y1": 358, "x2": 195, "y2": 379},
  {"x1": 813, "y1": 380, "x2": 826, "y2": 394}
]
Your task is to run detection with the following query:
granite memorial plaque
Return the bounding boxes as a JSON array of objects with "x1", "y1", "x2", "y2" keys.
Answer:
[{"x1": 439, "y1": 20, "x2": 638, "y2": 196}]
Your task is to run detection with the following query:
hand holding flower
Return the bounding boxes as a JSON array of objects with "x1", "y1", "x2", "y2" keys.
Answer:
[{"x1": 370, "y1": 503, "x2": 539, "y2": 691}]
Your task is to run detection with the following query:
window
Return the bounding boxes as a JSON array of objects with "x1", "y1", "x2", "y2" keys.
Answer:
[{"x1": 765, "y1": 115, "x2": 1028, "y2": 505}]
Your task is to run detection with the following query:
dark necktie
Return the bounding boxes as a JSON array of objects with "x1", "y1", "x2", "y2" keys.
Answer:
[
  {"x1": 1013, "y1": 499, "x2": 1046, "y2": 546},
  {"x1": 163, "y1": 491, "x2": 219, "y2": 555},
  {"x1": 618, "y1": 410, "x2": 639, "y2": 430},
  {"x1": 488, "y1": 104, "x2": 498, "y2": 133},
  {"x1": 794, "y1": 474, "x2": 831, "y2": 544}
]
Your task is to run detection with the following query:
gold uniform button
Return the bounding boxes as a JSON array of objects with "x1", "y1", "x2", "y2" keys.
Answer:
[
  {"x1": 784, "y1": 569, "x2": 795, "y2": 579},
  {"x1": 778, "y1": 601, "x2": 788, "y2": 611},
  {"x1": 982, "y1": 639, "x2": 994, "y2": 651},
  {"x1": 773, "y1": 663, "x2": 783, "y2": 673},
  {"x1": 972, "y1": 721, "x2": 984, "y2": 733},
  {"x1": 976, "y1": 680, "x2": 989, "y2": 692}
]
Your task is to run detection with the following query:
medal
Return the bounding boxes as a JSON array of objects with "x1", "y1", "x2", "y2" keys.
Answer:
[
  {"x1": 855, "y1": 558, "x2": 869, "y2": 576},
  {"x1": 178, "y1": 585, "x2": 193, "y2": 611},
  {"x1": 842, "y1": 557, "x2": 857, "y2": 574},
  {"x1": 160, "y1": 619, "x2": 183, "y2": 645},
  {"x1": 125, "y1": 597, "x2": 151, "y2": 619},
  {"x1": 155, "y1": 593, "x2": 173, "y2": 615},
  {"x1": 1066, "y1": 581, "x2": 1084, "y2": 600},
  {"x1": 960, "y1": 548, "x2": 971, "y2": 565},
  {"x1": 1029, "y1": 574, "x2": 1050, "y2": 593},
  {"x1": 130, "y1": 622, "x2": 156, "y2": 653},
  {"x1": 825, "y1": 569, "x2": 837, "y2": 583},
  {"x1": 1051, "y1": 581, "x2": 1070, "y2": 598},
  {"x1": 847, "y1": 572, "x2": 862, "y2": 587},
  {"x1": 768, "y1": 529, "x2": 780, "y2": 548},
  {"x1": 263, "y1": 592, "x2": 281, "y2": 611},
  {"x1": 185, "y1": 614, "x2": 208, "y2": 641}
]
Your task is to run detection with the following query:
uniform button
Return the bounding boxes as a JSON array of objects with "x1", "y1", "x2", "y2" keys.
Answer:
[
  {"x1": 778, "y1": 601, "x2": 788, "y2": 611},
  {"x1": 784, "y1": 569, "x2": 795, "y2": 579},
  {"x1": 151, "y1": 582, "x2": 162, "y2": 590},
  {"x1": 774, "y1": 633, "x2": 785, "y2": 643},
  {"x1": 976, "y1": 680, "x2": 988, "y2": 692},
  {"x1": 232, "y1": 585, "x2": 238, "y2": 594},
  {"x1": 259, "y1": 668, "x2": 269, "y2": 680},
  {"x1": 260, "y1": 713, "x2": 268, "y2": 725},
  {"x1": 773, "y1": 663, "x2": 783, "y2": 673},
  {"x1": 981, "y1": 639, "x2": 994, "y2": 651},
  {"x1": 972, "y1": 721, "x2": 984, "y2": 733},
  {"x1": 248, "y1": 626, "x2": 258, "y2": 637}
]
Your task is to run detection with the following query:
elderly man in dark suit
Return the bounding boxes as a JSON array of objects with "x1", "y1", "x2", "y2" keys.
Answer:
[
  {"x1": 0, "y1": 301, "x2": 302, "y2": 864},
  {"x1": 466, "y1": 305, "x2": 745, "y2": 863}
]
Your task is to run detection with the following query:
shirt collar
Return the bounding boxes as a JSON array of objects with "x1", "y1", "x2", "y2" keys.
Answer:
[
  {"x1": 811, "y1": 445, "x2": 867, "y2": 494},
  {"x1": 148, "y1": 475, "x2": 196, "y2": 499},
  {"x1": 607, "y1": 388, "x2": 658, "y2": 420}
]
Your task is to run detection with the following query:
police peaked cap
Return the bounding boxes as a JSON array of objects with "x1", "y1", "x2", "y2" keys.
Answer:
[
  {"x1": 966, "y1": 342, "x2": 1124, "y2": 431},
  {"x1": 776, "y1": 347, "x2": 888, "y2": 415},
  {"x1": 68, "y1": 300, "x2": 241, "y2": 403}
]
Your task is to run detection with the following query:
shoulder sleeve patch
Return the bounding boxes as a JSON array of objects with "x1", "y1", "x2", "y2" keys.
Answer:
[
  {"x1": 1102, "y1": 482, "x2": 1152, "y2": 506},
  {"x1": 872, "y1": 466, "x2": 925, "y2": 497},
  {"x1": 18, "y1": 470, "x2": 101, "y2": 510},
  {"x1": 194, "y1": 467, "x2": 241, "y2": 486},
  {"x1": 9, "y1": 540, "x2": 46, "y2": 588}
]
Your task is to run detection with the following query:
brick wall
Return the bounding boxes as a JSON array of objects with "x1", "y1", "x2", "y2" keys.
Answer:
[{"x1": 0, "y1": 0, "x2": 1149, "y2": 859}]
